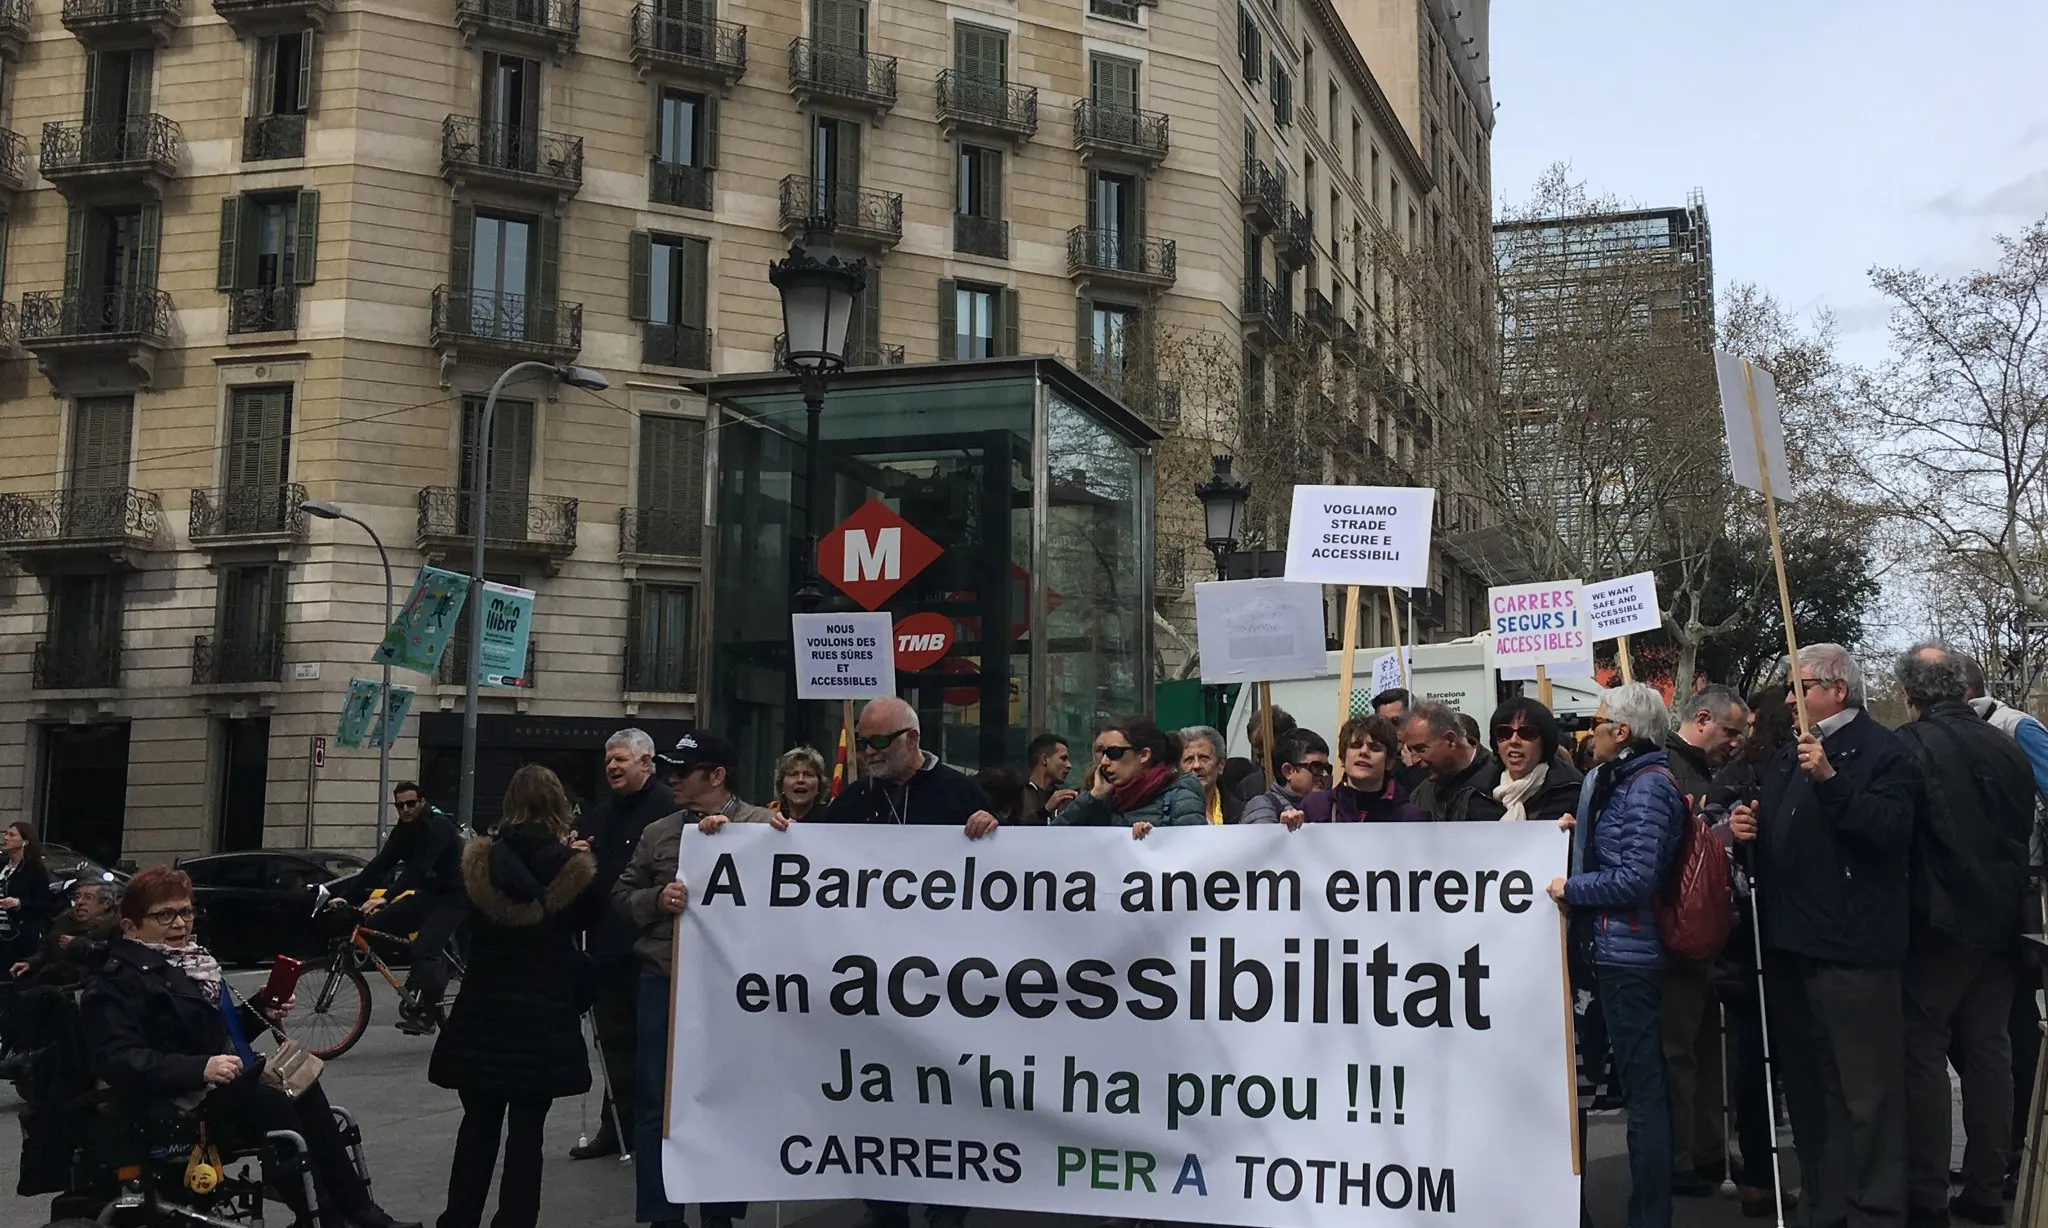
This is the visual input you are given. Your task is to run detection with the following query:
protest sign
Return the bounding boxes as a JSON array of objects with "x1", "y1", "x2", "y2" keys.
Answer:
[
  {"x1": 1714, "y1": 350, "x2": 1792, "y2": 499},
  {"x1": 1282, "y1": 485, "x2": 1435, "y2": 589},
  {"x1": 475, "y1": 581, "x2": 535, "y2": 688},
  {"x1": 1370, "y1": 649, "x2": 1411, "y2": 698},
  {"x1": 793, "y1": 613, "x2": 897, "y2": 700},
  {"x1": 1486, "y1": 581, "x2": 1589, "y2": 672},
  {"x1": 372, "y1": 565, "x2": 471, "y2": 674},
  {"x1": 335, "y1": 678, "x2": 382, "y2": 749},
  {"x1": 668, "y1": 824, "x2": 1578, "y2": 1228},
  {"x1": 370, "y1": 685, "x2": 417, "y2": 749},
  {"x1": 1194, "y1": 579, "x2": 1329, "y2": 685},
  {"x1": 1583, "y1": 572, "x2": 1661, "y2": 640}
]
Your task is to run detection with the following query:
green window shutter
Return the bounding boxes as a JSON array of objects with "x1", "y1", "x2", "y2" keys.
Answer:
[
  {"x1": 1074, "y1": 297, "x2": 1094, "y2": 366},
  {"x1": 82, "y1": 52, "x2": 100, "y2": 122},
  {"x1": 252, "y1": 38, "x2": 277, "y2": 117},
  {"x1": 293, "y1": 190, "x2": 318, "y2": 286},
  {"x1": 534, "y1": 213, "x2": 560, "y2": 304},
  {"x1": 625, "y1": 583, "x2": 645, "y2": 680},
  {"x1": 518, "y1": 56, "x2": 540, "y2": 135},
  {"x1": 128, "y1": 51, "x2": 152, "y2": 115},
  {"x1": 814, "y1": 0, "x2": 865, "y2": 53},
  {"x1": 1134, "y1": 175, "x2": 1148, "y2": 241},
  {"x1": 216, "y1": 197, "x2": 241, "y2": 292},
  {"x1": 855, "y1": 263, "x2": 880, "y2": 359},
  {"x1": 473, "y1": 398, "x2": 535, "y2": 500},
  {"x1": 1000, "y1": 288, "x2": 1019, "y2": 357},
  {"x1": 1090, "y1": 56, "x2": 1137, "y2": 109},
  {"x1": 62, "y1": 207, "x2": 85, "y2": 293},
  {"x1": 136, "y1": 201, "x2": 160, "y2": 289},
  {"x1": 980, "y1": 147, "x2": 1003, "y2": 219},
  {"x1": 703, "y1": 93, "x2": 719, "y2": 167},
  {"x1": 295, "y1": 30, "x2": 316, "y2": 113},
  {"x1": 936, "y1": 277, "x2": 956, "y2": 361},
  {"x1": 0, "y1": 214, "x2": 10, "y2": 300},
  {"x1": 626, "y1": 230, "x2": 652, "y2": 321},
  {"x1": 449, "y1": 202, "x2": 475, "y2": 292},
  {"x1": 956, "y1": 23, "x2": 1004, "y2": 84},
  {"x1": 70, "y1": 397, "x2": 134, "y2": 491},
  {"x1": 225, "y1": 386, "x2": 291, "y2": 490},
  {"x1": 263, "y1": 563, "x2": 288, "y2": 645},
  {"x1": 680, "y1": 237, "x2": 708, "y2": 329},
  {"x1": 1085, "y1": 172, "x2": 1100, "y2": 231}
]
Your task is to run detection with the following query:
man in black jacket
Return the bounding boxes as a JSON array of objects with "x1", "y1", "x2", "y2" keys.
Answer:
[
  {"x1": 1894, "y1": 646, "x2": 2035, "y2": 1226},
  {"x1": 1401, "y1": 701, "x2": 1505, "y2": 821},
  {"x1": 1731, "y1": 644, "x2": 1921, "y2": 1228},
  {"x1": 566, "y1": 727, "x2": 674, "y2": 1160},
  {"x1": 816, "y1": 696, "x2": 993, "y2": 1228},
  {"x1": 339, "y1": 781, "x2": 466, "y2": 1036}
]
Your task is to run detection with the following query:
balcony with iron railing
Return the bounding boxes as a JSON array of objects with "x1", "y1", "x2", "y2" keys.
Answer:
[
  {"x1": 1072, "y1": 98, "x2": 1169, "y2": 164},
  {"x1": 61, "y1": 0, "x2": 177, "y2": 44},
  {"x1": 774, "y1": 334, "x2": 903, "y2": 369},
  {"x1": 1336, "y1": 319, "x2": 1362, "y2": 364},
  {"x1": 0, "y1": 487, "x2": 161, "y2": 566},
  {"x1": 430, "y1": 286, "x2": 582, "y2": 365},
  {"x1": 454, "y1": 0, "x2": 576, "y2": 59},
  {"x1": 242, "y1": 112, "x2": 305, "y2": 162},
  {"x1": 624, "y1": 640, "x2": 694, "y2": 694},
  {"x1": 437, "y1": 631, "x2": 538, "y2": 689},
  {"x1": 21, "y1": 287, "x2": 174, "y2": 388},
  {"x1": 777, "y1": 175, "x2": 902, "y2": 249},
  {"x1": 953, "y1": 213, "x2": 1008, "y2": 259},
  {"x1": 226, "y1": 285, "x2": 297, "y2": 335},
  {"x1": 787, "y1": 36, "x2": 896, "y2": 114},
  {"x1": 1240, "y1": 278, "x2": 1289, "y2": 343},
  {"x1": 650, "y1": 159, "x2": 713, "y2": 210},
  {"x1": 1307, "y1": 289, "x2": 1336, "y2": 335},
  {"x1": 191, "y1": 630, "x2": 284, "y2": 687},
  {"x1": 0, "y1": 126, "x2": 24, "y2": 199},
  {"x1": 33, "y1": 636, "x2": 122, "y2": 690},
  {"x1": 213, "y1": 0, "x2": 334, "y2": 36},
  {"x1": 189, "y1": 482, "x2": 307, "y2": 545},
  {"x1": 1240, "y1": 159, "x2": 1281, "y2": 232},
  {"x1": 40, "y1": 114, "x2": 180, "y2": 196},
  {"x1": 641, "y1": 322, "x2": 710, "y2": 369},
  {"x1": 1065, "y1": 227, "x2": 1175, "y2": 290},
  {"x1": 0, "y1": 0, "x2": 30, "y2": 59},
  {"x1": 0, "y1": 300, "x2": 17, "y2": 353},
  {"x1": 618, "y1": 505, "x2": 702, "y2": 560},
  {"x1": 1156, "y1": 545, "x2": 1186, "y2": 593},
  {"x1": 935, "y1": 70, "x2": 1037, "y2": 143},
  {"x1": 1277, "y1": 203, "x2": 1313, "y2": 266},
  {"x1": 1077, "y1": 355, "x2": 1180, "y2": 429},
  {"x1": 441, "y1": 116, "x2": 582, "y2": 198},
  {"x1": 416, "y1": 486, "x2": 577, "y2": 567},
  {"x1": 631, "y1": 4, "x2": 745, "y2": 88}
]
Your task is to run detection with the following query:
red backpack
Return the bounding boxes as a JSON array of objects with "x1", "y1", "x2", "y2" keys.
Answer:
[{"x1": 1647, "y1": 769, "x2": 1735, "y2": 961}]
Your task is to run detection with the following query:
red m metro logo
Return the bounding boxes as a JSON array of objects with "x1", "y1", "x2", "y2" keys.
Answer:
[{"x1": 816, "y1": 499, "x2": 943, "y2": 611}]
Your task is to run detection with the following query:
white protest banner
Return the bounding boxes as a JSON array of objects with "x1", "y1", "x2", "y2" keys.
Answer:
[
  {"x1": 1487, "y1": 581, "x2": 1590, "y2": 672},
  {"x1": 1283, "y1": 485, "x2": 1435, "y2": 589},
  {"x1": 1583, "y1": 572, "x2": 1662, "y2": 641},
  {"x1": 1371, "y1": 649, "x2": 1411, "y2": 697},
  {"x1": 1714, "y1": 350, "x2": 1793, "y2": 497},
  {"x1": 1194, "y1": 579, "x2": 1330, "y2": 685},
  {"x1": 793, "y1": 613, "x2": 896, "y2": 700},
  {"x1": 669, "y1": 824, "x2": 1578, "y2": 1228}
]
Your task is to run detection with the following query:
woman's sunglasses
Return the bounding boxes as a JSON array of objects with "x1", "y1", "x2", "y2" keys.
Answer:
[
  {"x1": 1096, "y1": 744, "x2": 1137, "y2": 760},
  {"x1": 1492, "y1": 725, "x2": 1540, "y2": 743}
]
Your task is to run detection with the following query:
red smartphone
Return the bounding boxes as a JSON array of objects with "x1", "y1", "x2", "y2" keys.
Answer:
[{"x1": 257, "y1": 955, "x2": 303, "y2": 1010}]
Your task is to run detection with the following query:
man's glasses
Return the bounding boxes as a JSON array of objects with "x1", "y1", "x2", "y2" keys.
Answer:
[
  {"x1": 1493, "y1": 725, "x2": 1540, "y2": 744},
  {"x1": 1097, "y1": 744, "x2": 1137, "y2": 761},
  {"x1": 1290, "y1": 761, "x2": 1334, "y2": 779},
  {"x1": 145, "y1": 906, "x2": 196, "y2": 924},
  {"x1": 857, "y1": 729, "x2": 913, "y2": 753},
  {"x1": 1795, "y1": 677, "x2": 1839, "y2": 693}
]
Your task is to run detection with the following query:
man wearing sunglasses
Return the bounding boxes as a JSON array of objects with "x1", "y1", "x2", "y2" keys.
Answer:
[
  {"x1": 332, "y1": 781, "x2": 466, "y2": 1035},
  {"x1": 817, "y1": 696, "x2": 998, "y2": 839},
  {"x1": 1239, "y1": 730, "x2": 1332, "y2": 826}
]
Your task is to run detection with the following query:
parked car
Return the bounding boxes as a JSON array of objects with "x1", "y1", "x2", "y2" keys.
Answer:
[
  {"x1": 179, "y1": 850, "x2": 368, "y2": 965},
  {"x1": 41, "y1": 842, "x2": 130, "y2": 898}
]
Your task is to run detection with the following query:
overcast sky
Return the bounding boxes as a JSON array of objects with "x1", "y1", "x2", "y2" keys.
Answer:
[{"x1": 1488, "y1": 0, "x2": 2048, "y2": 366}]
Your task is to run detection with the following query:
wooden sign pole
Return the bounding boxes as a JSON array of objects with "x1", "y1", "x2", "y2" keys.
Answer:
[
  {"x1": 1617, "y1": 635, "x2": 1635, "y2": 685},
  {"x1": 1560, "y1": 912, "x2": 1582, "y2": 1175},
  {"x1": 1385, "y1": 587, "x2": 1409, "y2": 687},
  {"x1": 1259, "y1": 681, "x2": 1277, "y2": 786},
  {"x1": 1338, "y1": 585, "x2": 1361, "y2": 722},
  {"x1": 1742, "y1": 359, "x2": 1809, "y2": 735},
  {"x1": 1536, "y1": 664, "x2": 1553, "y2": 709}
]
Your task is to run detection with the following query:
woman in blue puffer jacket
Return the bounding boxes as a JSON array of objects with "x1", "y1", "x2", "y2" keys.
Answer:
[{"x1": 1548, "y1": 682, "x2": 1686, "y2": 1228}]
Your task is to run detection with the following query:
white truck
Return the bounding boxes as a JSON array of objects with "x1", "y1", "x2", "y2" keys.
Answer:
[{"x1": 1220, "y1": 632, "x2": 1605, "y2": 757}]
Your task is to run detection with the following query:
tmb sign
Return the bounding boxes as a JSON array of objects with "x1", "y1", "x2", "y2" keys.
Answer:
[{"x1": 817, "y1": 499, "x2": 944, "y2": 611}]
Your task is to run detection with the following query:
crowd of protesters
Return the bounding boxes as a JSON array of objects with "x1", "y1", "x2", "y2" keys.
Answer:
[{"x1": 9, "y1": 635, "x2": 2048, "y2": 1228}]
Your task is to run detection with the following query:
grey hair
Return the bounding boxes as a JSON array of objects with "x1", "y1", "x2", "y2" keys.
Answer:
[
  {"x1": 605, "y1": 728, "x2": 655, "y2": 759},
  {"x1": 1601, "y1": 682, "x2": 1672, "y2": 745},
  {"x1": 1677, "y1": 684, "x2": 1748, "y2": 725},
  {"x1": 1178, "y1": 726, "x2": 1224, "y2": 759},
  {"x1": 860, "y1": 695, "x2": 920, "y2": 733},
  {"x1": 1797, "y1": 643, "x2": 1865, "y2": 707},
  {"x1": 1946, "y1": 645, "x2": 1989, "y2": 700},
  {"x1": 774, "y1": 745, "x2": 828, "y2": 786},
  {"x1": 1897, "y1": 643, "x2": 1970, "y2": 709},
  {"x1": 1402, "y1": 700, "x2": 1467, "y2": 743}
]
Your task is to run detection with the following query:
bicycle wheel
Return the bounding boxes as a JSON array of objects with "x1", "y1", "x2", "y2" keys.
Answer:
[{"x1": 286, "y1": 961, "x2": 372, "y2": 1059}]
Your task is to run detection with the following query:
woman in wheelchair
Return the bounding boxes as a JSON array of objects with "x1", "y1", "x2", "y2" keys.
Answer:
[{"x1": 80, "y1": 866, "x2": 422, "y2": 1228}]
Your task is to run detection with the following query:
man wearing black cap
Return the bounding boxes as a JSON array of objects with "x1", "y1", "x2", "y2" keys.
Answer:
[{"x1": 614, "y1": 730, "x2": 778, "y2": 1228}]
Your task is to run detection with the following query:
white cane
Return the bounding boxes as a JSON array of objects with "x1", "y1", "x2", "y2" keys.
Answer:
[
  {"x1": 1745, "y1": 858, "x2": 1789, "y2": 1228},
  {"x1": 1718, "y1": 1002, "x2": 1737, "y2": 1198},
  {"x1": 580, "y1": 1005, "x2": 634, "y2": 1164}
]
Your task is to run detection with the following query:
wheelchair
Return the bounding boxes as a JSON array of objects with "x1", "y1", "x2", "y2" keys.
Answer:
[{"x1": 18, "y1": 985, "x2": 378, "y2": 1228}]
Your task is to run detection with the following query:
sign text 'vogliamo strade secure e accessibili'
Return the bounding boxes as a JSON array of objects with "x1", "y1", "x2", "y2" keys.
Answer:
[{"x1": 666, "y1": 824, "x2": 1579, "y2": 1228}]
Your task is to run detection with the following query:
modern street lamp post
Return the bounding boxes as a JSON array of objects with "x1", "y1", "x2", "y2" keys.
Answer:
[{"x1": 298, "y1": 499, "x2": 395, "y2": 843}]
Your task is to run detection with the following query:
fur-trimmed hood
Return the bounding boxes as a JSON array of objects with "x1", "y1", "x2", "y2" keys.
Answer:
[{"x1": 462, "y1": 830, "x2": 596, "y2": 928}]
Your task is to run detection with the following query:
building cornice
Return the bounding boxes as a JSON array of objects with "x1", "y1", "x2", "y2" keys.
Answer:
[{"x1": 1302, "y1": 0, "x2": 1435, "y2": 196}]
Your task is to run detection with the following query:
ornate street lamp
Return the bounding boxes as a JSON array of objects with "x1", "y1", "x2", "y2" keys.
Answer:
[
  {"x1": 1194, "y1": 454, "x2": 1252, "y2": 574},
  {"x1": 769, "y1": 222, "x2": 867, "y2": 608}
]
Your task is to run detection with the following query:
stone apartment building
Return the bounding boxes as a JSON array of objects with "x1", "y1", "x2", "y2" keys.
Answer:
[{"x1": 0, "y1": 0, "x2": 1495, "y2": 864}]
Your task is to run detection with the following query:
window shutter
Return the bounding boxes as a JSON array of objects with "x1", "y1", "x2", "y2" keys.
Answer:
[
  {"x1": 518, "y1": 57, "x2": 541, "y2": 135},
  {"x1": 625, "y1": 583, "x2": 645, "y2": 681},
  {"x1": 980, "y1": 147, "x2": 1002, "y2": 219},
  {"x1": 647, "y1": 86, "x2": 664, "y2": 159},
  {"x1": 263, "y1": 563, "x2": 288, "y2": 646},
  {"x1": 71, "y1": 397, "x2": 134, "y2": 491},
  {"x1": 1000, "y1": 288, "x2": 1019, "y2": 357},
  {"x1": 1135, "y1": 175, "x2": 1148, "y2": 241},
  {"x1": 855, "y1": 263, "x2": 880, "y2": 358},
  {"x1": 136, "y1": 201, "x2": 160, "y2": 289},
  {"x1": 936, "y1": 278, "x2": 956, "y2": 361},
  {"x1": 296, "y1": 30, "x2": 316, "y2": 114},
  {"x1": 488, "y1": 399, "x2": 533, "y2": 500},
  {"x1": 82, "y1": 52, "x2": 100, "y2": 122},
  {"x1": 1085, "y1": 172, "x2": 1100, "y2": 232},
  {"x1": 680, "y1": 237, "x2": 707, "y2": 330},
  {"x1": 293, "y1": 190, "x2": 318, "y2": 286},
  {"x1": 252, "y1": 38, "x2": 277, "y2": 117},
  {"x1": 626, "y1": 230, "x2": 652, "y2": 321},
  {"x1": 449, "y1": 202, "x2": 475, "y2": 292},
  {"x1": 127, "y1": 51, "x2": 153, "y2": 116},
  {"x1": 62, "y1": 207, "x2": 86, "y2": 293},
  {"x1": 0, "y1": 214, "x2": 9, "y2": 300},
  {"x1": 534, "y1": 213, "x2": 560, "y2": 305},
  {"x1": 1075, "y1": 297, "x2": 1094, "y2": 366},
  {"x1": 703, "y1": 93, "x2": 719, "y2": 168},
  {"x1": 956, "y1": 24, "x2": 1004, "y2": 84},
  {"x1": 216, "y1": 197, "x2": 241, "y2": 292}
]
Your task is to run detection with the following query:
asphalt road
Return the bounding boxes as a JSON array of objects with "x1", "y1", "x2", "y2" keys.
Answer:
[{"x1": 3, "y1": 973, "x2": 1788, "y2": 1228}]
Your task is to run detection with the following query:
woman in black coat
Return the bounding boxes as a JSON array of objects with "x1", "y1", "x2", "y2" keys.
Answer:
[
  {"x1": 430, "y1": 764, "x2": 605, "y2": 1228},
  {"x1": 0, "y1": 821, "x2": 54, "y2": 972}
]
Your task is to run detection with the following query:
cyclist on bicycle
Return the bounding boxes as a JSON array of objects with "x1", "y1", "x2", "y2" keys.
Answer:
[{"x1": 330, "y1": 781, "x2": 465, "y2": 1035}]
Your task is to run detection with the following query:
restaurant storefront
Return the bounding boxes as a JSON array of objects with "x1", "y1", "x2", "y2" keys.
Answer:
[{"x1": 689, "y1": 358, "x2": 1162, "y2": 789}]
